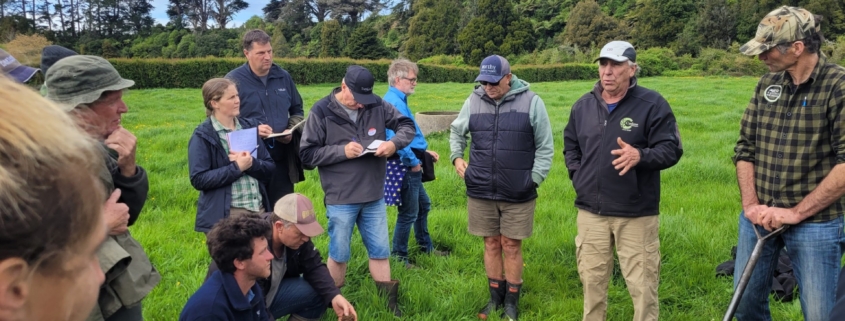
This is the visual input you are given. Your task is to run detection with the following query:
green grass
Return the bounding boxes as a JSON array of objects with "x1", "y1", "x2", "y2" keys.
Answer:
[{"x1": 124, "y1": 77, "x2": 804, "y2": 320}]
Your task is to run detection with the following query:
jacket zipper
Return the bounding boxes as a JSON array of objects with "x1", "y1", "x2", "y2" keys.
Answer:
[
  {"x1": 492, "y1": 99, "x2": 500, "y2": 198},
  {"x1": 597, "y1": 105, "x2": 607, "y2": 214}
]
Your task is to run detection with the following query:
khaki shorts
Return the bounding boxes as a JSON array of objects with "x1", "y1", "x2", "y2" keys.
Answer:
[{"x1": 467, "y1": 197, "x2": 536, "y2": 239}]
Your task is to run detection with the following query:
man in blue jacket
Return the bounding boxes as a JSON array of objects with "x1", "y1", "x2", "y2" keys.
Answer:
[
  {"x1": 300, "y1": 65, "x2": 416, "y2": 317},
  {"x1": 180, "y1": 214, "x2": 274, "y2": 321},
  {"x1": 383, "y1": 59, "x2": 449, "y2": 267},
  {"x1": 564, "y1": 41, "x2": 682, "y2": 321},
  {"x1": 226, "y1": 29, "x2": 305, "y2": 204}
]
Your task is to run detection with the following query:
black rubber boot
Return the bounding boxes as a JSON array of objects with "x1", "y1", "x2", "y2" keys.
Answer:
[
  {"x1": 375, "y1": 280, "x2": 402, "y2": 317},
  {"x1": 502, "y1": 282, "x2": 521, "y2": 321},
  {"x1": 477, "y1": 278, "x2": 506, "y2": 320}
]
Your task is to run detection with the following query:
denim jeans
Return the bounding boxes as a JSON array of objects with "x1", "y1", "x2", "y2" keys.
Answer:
[
  {"x1": 733, "y1": 212, "x2": 845, "y2": 321},
  {"x1": 326, "y1": 198, "x2": 390, "y2": 262},
  {"x1": 391, "y1": 170, "x2": 433, "y2": 260},
  {"x1": 268, "y1": 277, "x2": 327, "y2": 319}
]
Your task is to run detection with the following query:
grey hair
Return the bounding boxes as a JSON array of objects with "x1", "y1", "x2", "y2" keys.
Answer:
[
  {"x1": 387, "y1": 59, "x2": 419, "y2": 87},
  {"x1": 628, "y1": 60, "x2": 641, "y2": 75}
]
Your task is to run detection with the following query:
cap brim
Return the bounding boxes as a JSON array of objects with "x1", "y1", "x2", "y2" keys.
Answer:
[
  {"x1": 594, "y1": 55, "x2": 629, "y2": 63},
  {"x1": 9, "y1": 66, "x2": 39, "y2": 83},
  {"x1": 475, "y1": 74, "x2": 504, "y2": 83},
  {"x1": 296, "y1": 222, "x2": 325, "y2": 237},
  {"x1": 50, "y1": 78, "x2": 135, "y2": 112},
  {"x1": 351, "y1": 91, "x2": 378, "y2": 105},
  {"x1": 739, "y1": 39, "x2": 769, "y2": 56}
]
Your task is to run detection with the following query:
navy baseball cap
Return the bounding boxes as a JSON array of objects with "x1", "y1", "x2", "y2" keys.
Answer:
[
  {"x1": 344, "y1": 65, "x2": 378, "y2": 105},
  {"x1": 475, "y1": 55, "x2": 511, "y2": 83},
  {"x1": 0, "y1": 49, "x2": 39, "y2": 83}
]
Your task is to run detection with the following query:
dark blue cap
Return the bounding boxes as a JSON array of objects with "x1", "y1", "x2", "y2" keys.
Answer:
[
  {"x1": 475, "y1": 55, "x2": 511, "y2": 83},
  {"x1": 344, "y1": 65, "x2": 377, "y2": 105}
]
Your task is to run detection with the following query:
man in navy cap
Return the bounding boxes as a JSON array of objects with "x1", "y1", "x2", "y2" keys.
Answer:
[
  {"x1": 0, "y1": 49, "x2": 39, "y2": 83},
  {"x1": 450, "y1": 55, "x2": 554, "y2": 321},
  {"x1": 564, "y1": 40, "x2": 682, "y2": 321},
  {"x1": 300, "y1": 65, "x2": 415, "y2": 317}
]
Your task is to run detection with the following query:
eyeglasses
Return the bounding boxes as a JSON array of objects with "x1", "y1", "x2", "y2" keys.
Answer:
[
  {"x1": 479, "y1": 80, "x2": 500, "y2": 87},
  {"x1": 402, "y1": 77, "x2": 418, "y2": 83}
]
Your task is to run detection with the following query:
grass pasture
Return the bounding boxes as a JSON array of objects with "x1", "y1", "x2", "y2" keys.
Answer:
[{"x1": 123, "y1": 77, "x2": 805, "y2": 320}]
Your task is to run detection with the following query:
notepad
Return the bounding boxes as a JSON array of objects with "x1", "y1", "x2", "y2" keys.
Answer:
[
  {"x1": 359, "y1": 140, "x2": 386, "y2": 156},
  {"x1": 227, "y1": 127, "x2": 258, "y2": 158},
  {"x1": 267, "y1": 119, "x2": 307, "y2": 138}
]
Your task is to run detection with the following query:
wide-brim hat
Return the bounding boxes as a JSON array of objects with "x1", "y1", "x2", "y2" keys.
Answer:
[{"x1": 45, "y1": 55, "x2": 134, "y2": 111}]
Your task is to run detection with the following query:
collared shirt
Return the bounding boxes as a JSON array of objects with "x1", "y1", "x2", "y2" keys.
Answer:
[
  {"x1": 384, "y1": 86, "x2": 428, "y2": 167},
  {"x1": 210, "y1": 116, "x2": 262, "y2": 212},
  {"x1": 734, "y1": 56, "x2": 845, "y2": 223}
]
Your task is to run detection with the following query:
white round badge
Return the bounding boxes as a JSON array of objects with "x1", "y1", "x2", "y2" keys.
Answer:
[{"x1": 368, "y1": 128, "x2": 376, "y2": 136}]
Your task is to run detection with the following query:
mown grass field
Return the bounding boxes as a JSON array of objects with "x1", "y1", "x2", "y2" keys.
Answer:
[{"x1": 123, "y1": 77, "x2": 806, "y2": 320}]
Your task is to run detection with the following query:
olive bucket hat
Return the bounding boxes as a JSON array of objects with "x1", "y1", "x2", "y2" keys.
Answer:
[{"x1": 45, "y1": 55, "x2": 134, "y2": 111}]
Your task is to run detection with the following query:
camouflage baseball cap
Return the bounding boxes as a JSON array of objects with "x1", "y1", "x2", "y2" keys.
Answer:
[
  {"x1": 739, "y1": 6, "x2": 819, "y2": 56},
  {"x1": 45, "y1": 55, "x2": 134, "y2": 111}
]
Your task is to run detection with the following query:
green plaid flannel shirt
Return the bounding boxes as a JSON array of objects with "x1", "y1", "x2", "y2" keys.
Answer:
[
  {"x1": 211, "y1": 117, "x2": 262, "y2": 212},
  {"x1": 734, "y1": 56, "x2": 845, "y2": 223}
]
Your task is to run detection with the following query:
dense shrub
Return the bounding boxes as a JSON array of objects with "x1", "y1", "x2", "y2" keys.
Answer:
[
  {"x1": 5, "y1": 34, "x2": 51, "y2": 65},
  {"x1": 636, "y1": 47, "x2": 679, "y2": 77},
  {"x1": 100, "y1": 58, "x2": 600, "y2": 88}
]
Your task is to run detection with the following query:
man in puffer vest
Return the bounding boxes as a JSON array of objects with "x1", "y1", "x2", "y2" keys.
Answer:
[{"x1": 450, "y1": 55, "x2": 554, "y2": 321}]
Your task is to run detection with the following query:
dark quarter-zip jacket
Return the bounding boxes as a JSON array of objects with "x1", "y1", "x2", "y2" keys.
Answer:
[{"x1": 563, "y1": 77, "x2": 683, "y2": 217}]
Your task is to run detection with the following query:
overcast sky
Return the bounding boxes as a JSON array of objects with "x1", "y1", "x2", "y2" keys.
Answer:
[{"x1": 149, "y1": 0, "x2": 267, "y2": 28}]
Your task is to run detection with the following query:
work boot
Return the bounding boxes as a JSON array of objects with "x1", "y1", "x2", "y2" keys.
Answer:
[
  {"x1": 375, "y1": 280, "x2": 402, "y2": 317},
  {"x1": 477, "y1": 278, "x2": 506, "y2": 320},
  {"x1": 502, "y1": 282, "x2": 521, "y2": 321},
  {"x1": 288, "y1": 314, "x2": 320, "y2": 321}
]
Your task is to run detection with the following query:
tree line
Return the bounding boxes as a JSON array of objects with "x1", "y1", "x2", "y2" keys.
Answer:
[{"x1": 1, "y1": 0, "x2": 844, "y2": 65}]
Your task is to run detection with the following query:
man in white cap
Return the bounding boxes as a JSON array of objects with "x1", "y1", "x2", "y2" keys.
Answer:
[
  {"x1": 733, "y1": 6, "x2": 845, "y2": 321},
  {"x1": 450, "y1": 54, "x2": 554, "y2": 321},
  {"x1": 0, "y1": 48, "x2": 39, "y2": 83},
  {"x1": 564, "y1": 41, "x2": 682, "y2": 321}
]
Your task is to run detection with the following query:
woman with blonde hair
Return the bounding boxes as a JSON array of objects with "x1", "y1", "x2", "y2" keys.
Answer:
[
  {"x1": 0, "y1": 76, "x2": 108, "y2": 321},
  {"x1": 188, "y1": 78, "x2": 275, "y2": 234}
]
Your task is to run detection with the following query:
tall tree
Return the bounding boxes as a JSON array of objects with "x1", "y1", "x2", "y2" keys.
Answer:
[
  {"x1": 562, "y1": 0, "x2": 624, "y2": 48},
  {"x1": 629, "y1": 0, "x2": 696, "y2": 48},
  {"x1": 403, "y1": 0, "x2": 460, "y2": 60},
  {"x1": 210, "y1": 0, "x2": 247, "y2": 28},
  {"x1": 344, "y1": 24, "x2": 390, "y2": 59},
  {"x1": 457, "y1": 0, "x2": 535, "y2": 65},
  {"x1": 319, "y1": 19, "x2": 342, "y2": 57}
]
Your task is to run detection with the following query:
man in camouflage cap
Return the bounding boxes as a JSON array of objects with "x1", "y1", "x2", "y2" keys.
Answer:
[
  {"x1": 733, "y1": 6, "x2": 845, "y2": 321},
  {"x1": 46, "y1": 55, "x2": 160, "y2": 321}
]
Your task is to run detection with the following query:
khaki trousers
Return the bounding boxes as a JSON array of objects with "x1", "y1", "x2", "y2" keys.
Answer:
[{"x1": 575, "y1": 209, "x2": 660, "y2": 321}]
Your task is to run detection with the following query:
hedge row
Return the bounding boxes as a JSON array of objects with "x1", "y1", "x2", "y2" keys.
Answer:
[{"x1": 94, "y1": 58, "x2": 598, "y2": 89}]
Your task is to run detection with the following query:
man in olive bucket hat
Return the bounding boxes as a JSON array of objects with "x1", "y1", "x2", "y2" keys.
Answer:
[
  {"x1": 733, "y1": 6, "x2": 845, "y2": 321},
  {"x1": 45, "y1": 55, "x2": 160, "y2": 321}
]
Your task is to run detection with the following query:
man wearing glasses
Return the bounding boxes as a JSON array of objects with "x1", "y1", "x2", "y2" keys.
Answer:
[
  {"x1": 449, "y1": 55, "x2": 554, "y2": 321},
  {"x1": 733, "y1": 7, "x2": 845, "y2": 321},
  {"x1": 383, "y1": 59, "x2": 450, "y2": 269}
]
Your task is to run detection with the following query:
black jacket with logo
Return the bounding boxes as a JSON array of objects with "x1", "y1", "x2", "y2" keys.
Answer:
[{"x1": 563, "y1": 77, "x2": 683, "y2": 217}]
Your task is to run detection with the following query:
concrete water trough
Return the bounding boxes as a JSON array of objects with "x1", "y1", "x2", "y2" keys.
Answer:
[{"x1": 415, "y1": 111, "x2": 459, "y2": 136}]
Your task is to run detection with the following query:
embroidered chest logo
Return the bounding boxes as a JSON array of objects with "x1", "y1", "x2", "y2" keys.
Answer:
[
  {"x1": 620, "y1": 117, "x2": 638, "y2": 131},
  {"x1": 764, "y1": 85, "x2": 782, "y2": 103}
]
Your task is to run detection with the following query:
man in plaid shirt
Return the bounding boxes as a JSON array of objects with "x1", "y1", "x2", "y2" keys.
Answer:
[{"x1": 732, "y1": 6, "x2": 845, "y2": 321}]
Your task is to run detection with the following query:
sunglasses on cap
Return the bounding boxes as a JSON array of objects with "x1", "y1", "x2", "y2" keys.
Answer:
[{"x1": 479, "y1": 80, "x2": 500, "y2": 87}]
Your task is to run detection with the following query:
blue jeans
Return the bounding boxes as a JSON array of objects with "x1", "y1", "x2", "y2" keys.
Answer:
[
  {"x1": 391, "y1": 170, "x2": 433, "y2": 259},
  {"x1": 733, "y1": 213, "x2": 845, "y2": 321},
  {"x1": 268, "y1": 277, "x2": 327, "y2": 319},
  {"x1": 326, "y1": 198, "x2": 390, "y2": 262}
]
